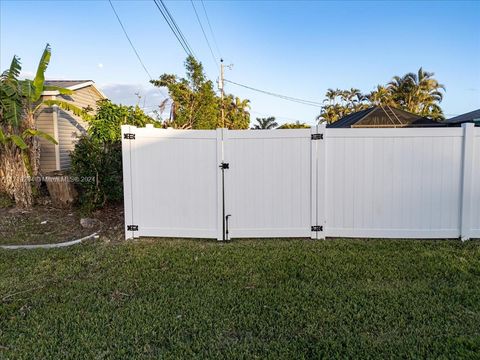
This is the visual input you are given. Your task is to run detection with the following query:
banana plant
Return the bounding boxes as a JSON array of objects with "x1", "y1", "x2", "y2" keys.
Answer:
[
  {"x1": 0, "y1": 127, "x2": 57, "y2": 175},
  {"x1": 0, "y1": 44, "x2": 93, "y2": 207}
]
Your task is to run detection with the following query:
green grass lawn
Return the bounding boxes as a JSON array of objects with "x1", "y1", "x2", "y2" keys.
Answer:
[{"x1": 1, "y1": 238, "x2": 479, "y2": 359}]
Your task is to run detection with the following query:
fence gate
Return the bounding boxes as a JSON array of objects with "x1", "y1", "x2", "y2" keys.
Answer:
[
  {"x1": 122, "y1": 126, "x2": 223, "y2": 240},
  {"x1": 223, "y1": 127, "x2": 325, "y2": 239}
]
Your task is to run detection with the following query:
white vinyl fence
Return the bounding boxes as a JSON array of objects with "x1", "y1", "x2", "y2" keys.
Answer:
[{"x1": 122, "y1": 123, "x2": 479, "y2": 241}]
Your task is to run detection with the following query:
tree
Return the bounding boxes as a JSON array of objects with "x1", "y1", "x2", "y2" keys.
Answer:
[
  {"x1": 317, "y1": 87, "x2": 369, "y2": 124},
  {"x1": 277, "y1": 121, "x2": 310, "y2": 129},
  {"x1": 150, "y1": 56, "x2": 218, "y2": 129},
  {"x1": 87, "y1": 99, "x2": 157, "y2": 142},
  {"x1": 0, "y1": 44, "x2": 90, "y2": 207},
  {"x1": 367, "y1": 85, "x2": 395, "y2": 107},
  {"x1": 223, "y1": 94, "x2": 250, "y2": 129},
  {"x1": 316, "y1": 67, "x2": 446, "y2": 124},
  {"x1": 387, "y1": 67, "x2": 445, "y2": 119},
  {"x1": 252, "y1": 116, "x2": 278, "y2": 129},
  {"x1": 151, "y1": 56, "x2": 250, "y2": 129}
]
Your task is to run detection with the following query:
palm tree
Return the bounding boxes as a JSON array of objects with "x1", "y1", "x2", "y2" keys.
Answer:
[
  {"x1": 252, "y1": 116, "x2": 278, "y2": 129},
  {"x1": 0, "y1": 44, "x2": 90, "y2": 207},
  {"x1": 324, "y1": 88, "x2": 340, "y2": 105},
  {"x1": 387, "y1": 67, "x2": 445, "y2": 119},
  {"x1": 316, "y1": 105, "x2": 342, "y2": 124},
  {"x1": 223, "y1": 95, "x2": 250, "y2": 129},
  {"x1": 368, "y1": 85, "x2": 395, "y2": 107},
  {"x1": 277, "y1": 121, "x2": 310, "y2": 129}
]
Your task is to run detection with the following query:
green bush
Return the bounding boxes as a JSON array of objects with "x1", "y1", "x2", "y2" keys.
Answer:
[
  {"x1": 70, "y1": 100, "x2": 157, "y2": 211},
  {"x1": 70, "y1": 137, "x2": 122, "y2": 211}
]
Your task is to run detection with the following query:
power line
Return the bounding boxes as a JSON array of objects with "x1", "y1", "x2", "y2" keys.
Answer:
[
  {"x1": 153, "y1": 0, "x2": 196, "y2": 58},
  {"x1": 108, "y1": 0, "x2": 153, "y2": 80},
  {"x1": 190, "y1": 0, "x2": 218, "y2": 67},
  {"x1": 200, "y1": 0, "x2": 222, "y2": 59},
  {"x1": 224, "y1": 79, "x2": 323, "y2": 107}
]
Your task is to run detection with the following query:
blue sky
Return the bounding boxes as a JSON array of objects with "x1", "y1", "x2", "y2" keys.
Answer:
[{"x1": 1, "y1": 0, "x2": 479, "y2": 124}]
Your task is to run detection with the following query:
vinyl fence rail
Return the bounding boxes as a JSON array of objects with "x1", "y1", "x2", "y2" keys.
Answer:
[{"x1": 122, "y1": 123, "x2": 479, "y2": 241}]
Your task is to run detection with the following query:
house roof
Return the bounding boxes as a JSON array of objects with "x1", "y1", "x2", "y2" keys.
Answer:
[
  {"x1": 327, "y1": 106, "x2": 443, "y2": 128},
  {"x1": 42, "y1": 80, "x2": 106, "y2": 99},
  {"x1": 44, "y1": 80, "x2": 92, "y2": 88},
  {"x1": 445, "y1": 109, "x2": 480, "y2": 125}
]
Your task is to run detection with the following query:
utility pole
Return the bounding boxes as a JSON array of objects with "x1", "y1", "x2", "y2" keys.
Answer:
[{"x1": 219, "y1": 58, "x2": 225, "y2": 128}]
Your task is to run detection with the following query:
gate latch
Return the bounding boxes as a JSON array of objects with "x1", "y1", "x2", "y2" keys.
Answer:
[
  {"x1": 311, "y1": 225, "x2": 323, "y2": 232},
  {"x1": 220, "y1": 162, "x2": 229, "y2": 169},
  {"x1": 127, "y1": 225, "x2": 138, "y2": 231}
]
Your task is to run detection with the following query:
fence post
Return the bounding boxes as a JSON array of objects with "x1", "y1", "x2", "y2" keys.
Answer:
[
  {"x1": 317, "y1": 124, "x2": 327, "y2": 240},
  {"x1": 311, "y1": 125, "x2": 318, "y2": 239},
  {"x1": 311, "y1": 124, "x2": 327, "y2": 239},
  {"x1": 216, "y1": 128, "x2": 225, "y2": 241},
  {"x1": 121, "y1": 125, "x2": 135, "y2": 240},
  {"x1": 460, "y1": 122, "x2": 474, "y2": 241}
]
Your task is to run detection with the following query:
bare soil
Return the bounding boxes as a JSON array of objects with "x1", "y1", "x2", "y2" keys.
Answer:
[{"x1": 0, "y1": 199, "x2": 124, "y2": 245}]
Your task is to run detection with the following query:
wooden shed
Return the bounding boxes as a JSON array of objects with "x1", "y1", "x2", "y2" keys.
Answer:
[{"x1": 36, "y1": 80, "x2": 106, "y2": 172}]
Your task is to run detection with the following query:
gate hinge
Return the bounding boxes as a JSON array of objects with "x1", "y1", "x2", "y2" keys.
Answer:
[
  {"x1": 311, "y1": 133, "x2": 323, "y2": 140},
  {"x1": 124, "y1": 133, "x2": 136, "y2": 140},
  {"x1": 220, "y1": 162, "x2": 229, "y2": 169},
  {"x1": 127, "y1": 225, "x2": 138, "y2": 231},
  {"x1": 311, "y1": 225, "x2": 323, "y2": 232}
]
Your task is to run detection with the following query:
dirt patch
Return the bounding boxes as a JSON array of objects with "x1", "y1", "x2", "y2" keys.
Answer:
[{"x1": 0, "y1": 202, "x2": 124, "y2": 245}]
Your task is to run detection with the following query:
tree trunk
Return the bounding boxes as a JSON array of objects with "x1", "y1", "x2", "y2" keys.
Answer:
[
  {"x1": 0, "y1": 145, "x2": 32, "y2": 208},
  {"x1": 25, "y1": 111, "x2": 42, "y2": 192}
]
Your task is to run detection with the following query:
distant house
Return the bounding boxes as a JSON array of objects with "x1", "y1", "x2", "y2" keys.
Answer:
[
  {"x1": 36, "y1": 80, "x2": 106, "y2": 172},
  {"x1": 444, "y1": 109, "x2": 480, "y2": 126},
  {"x1": 327, "y1": 106, "x2": 444, "y2": 128}
]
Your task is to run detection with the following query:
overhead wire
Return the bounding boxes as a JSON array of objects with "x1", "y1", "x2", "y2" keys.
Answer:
[
  {"x1": 153, "y1": 0, "x2": 196, "y2": 58},
  {"x1": 109, "y1": 0, "x2": 171, "y2": 117},
  {"x1": 200, "y1": 0, "x2": 222, "y2": 59},
  {"x1": 108, "y1": 0, "x2": 153, "y2": 80},
  {"x1": 190, "y1": 0, "x2": 218, "y2": 68},
  {"x1": 224, "y1": 79, "x2": 323, "y2": 108}
]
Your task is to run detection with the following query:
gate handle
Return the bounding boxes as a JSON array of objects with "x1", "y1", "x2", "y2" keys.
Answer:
[{"x1": 225, "y1": 214, "x2": 231, "y2": 241}]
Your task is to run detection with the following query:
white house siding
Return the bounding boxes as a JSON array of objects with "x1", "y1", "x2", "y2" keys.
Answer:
[
  {"x1": 55, "y1": 85, "x2": 102, "y2": 170},
  {"x1": 57, "y1": 109, "x2": 88, "y2": 169},
  {"x1": 36, "y1": 105, "x2": 57, "y2": 172}
]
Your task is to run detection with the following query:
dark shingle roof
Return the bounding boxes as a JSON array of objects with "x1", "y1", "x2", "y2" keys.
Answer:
[
  {"x1": 44, "y1": 80, "x2": 92, "y2": 88},
  {"x1": 327, "y1": 106, "x2": 443, "y2": 128},
  {"x1": 327, "y1": 107, "x2": 376, "y2": 128},
  {"x1": 445, "y1": 109, "x2": 480, "y2": 124}
]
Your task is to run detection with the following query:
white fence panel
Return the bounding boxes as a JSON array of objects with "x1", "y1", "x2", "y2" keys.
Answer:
[
  {"x1": 471, "y1": 127, "x2": 480, "y2": 238},
  {"x1": 123, "y1": 126, "x2": 222, "y2": 239},
  {"x1": 123, "y1": 125, "x2": 478, "y2": 240},
  {"x1": 324, "y1": 128, "x2": 464, "y2": 238},
  {"x1": 224, "y1": 129, "x2": 312, "y2": 238}
]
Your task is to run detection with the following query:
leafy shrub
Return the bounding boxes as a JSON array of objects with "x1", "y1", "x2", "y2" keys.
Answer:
[
  {"x1": 70, "y1": 100, "x2": 157, "y2": 211},
  {"x1": 70, "y1": 137, "x2": 122, "y2": 211}
]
